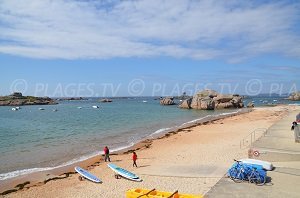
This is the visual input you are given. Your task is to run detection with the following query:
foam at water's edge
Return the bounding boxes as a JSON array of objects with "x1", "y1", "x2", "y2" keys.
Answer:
[
  {"x1": 288, "y1": 103, "x2": 300, "y2": 106},
  {"x1": 180, "y1": 109, "x2": 242, "y2": 126},
  {"x1": 152, "y1": 127, "x2": 172, "y2": 135},
  {"x1": 0, "y1": 142, "x2": 139, "y2": 181},
  {"x1": 0, "y1": 109, "x2": 244, "y2": 181},
  {"x1": 148, "y1": 110, "x2": 243, "y2": 137},
  {"x1": 180, "y1": 115, "x2": 212, "y2": 125},
  {"x1": 0, "y1": 167, "x2": 53, "y2": 181}
]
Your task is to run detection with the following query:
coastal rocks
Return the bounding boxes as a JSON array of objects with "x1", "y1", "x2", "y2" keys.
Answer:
[
  {"x1": 247, "y1": 102, "x2": 255, "y2": 108},
  {"x1": 213, "y1": 94, "x2": 244, "y2": 109},
  {"x1": 9, "y1": 100, "x2": 26, "y2": 106},
  {"x1": 180, "y1": 89, "x2": 244, "y2": 110},
  {"x1": 190, "y1": 90, "x2": 217, "y2": 110},
  {"x1": 0, "y1": 100, "x2": 11, "y2": 106},
  {"x1": 213, "y1": 94, "x2": 233, "y2": 103},
  {"x1": 191, "y1": 96, "x2": 215, "y2": 110},
  {"x1": 0, "y1": 92, "x2": 57, "y2": 106},
  {"x1": 232, "y1": 95, "x2": 244, "y2": 108},
  {"x1": 100, "y1": 98, "x2": 112, "y2": 102},
  {"x1": 160, "y1": 97, "x2": 175, "y2": 105},
  {"x1": 173, "y1": 92, "x2": 191, "y2": 100},
  {"x1": 214, "y1": 94, "x2": 234, "y2": 109},
  {"x1": 57, "y1": 97, "x2": 86, "y2": 101},
  {"x1": 193, "y1": 89, "x2": 218, "y2": 98},
  {"x1": 288, "y1": 92, "x2": 300, "y2": 101},
  {"x1": 179, "y1": 98, "x2": 192, "y2": 109},
  {"x1": 215, "y1": 102, "x2": 233, "y2": 109}
]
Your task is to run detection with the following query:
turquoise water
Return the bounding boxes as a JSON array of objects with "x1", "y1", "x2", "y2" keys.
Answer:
[{"x1": 0, "y1": 97, "x2": 298, "y2": 180}]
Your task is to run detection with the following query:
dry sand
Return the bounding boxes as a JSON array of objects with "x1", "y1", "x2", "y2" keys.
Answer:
[{"x1": 1, "y1": 105, "x2": 297, "y2": 198}]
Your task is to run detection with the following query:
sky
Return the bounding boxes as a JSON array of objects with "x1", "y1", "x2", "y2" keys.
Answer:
[{"x1": 0, "y1": 0, "x2": 299, "y2": 97}]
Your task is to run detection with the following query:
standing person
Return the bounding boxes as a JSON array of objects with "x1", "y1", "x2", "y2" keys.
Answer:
[
  {"x1": 291, "y1": 121, "x2": 298, "y2": 130},
  {"x1": 103, "y1": 146, "x2": 110, "y2": 162},
  {"x1": 132, "y1": 152, "x2": 138, "y2": 167}
]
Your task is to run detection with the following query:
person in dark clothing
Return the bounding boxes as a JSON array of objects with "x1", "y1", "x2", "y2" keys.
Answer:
[
  {"x1": 132, "y1": 152, "x2": 138, "y2": 167},
  {"x1": 291, "y1": 121, "x2": 298, "y2": 130},
  {"x1": 103, "y1": 146, "x2": 110, "y2": 162}
]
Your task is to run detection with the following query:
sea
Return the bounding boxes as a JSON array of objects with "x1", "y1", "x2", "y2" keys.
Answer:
[{"x1": 0, "y1": 96, "x2": 299, "y2": 181}]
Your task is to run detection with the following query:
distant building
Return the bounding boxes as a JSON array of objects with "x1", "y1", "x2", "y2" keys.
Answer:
[{"x1": 10, "y1": 92, "x2": 23, "y2": 97}]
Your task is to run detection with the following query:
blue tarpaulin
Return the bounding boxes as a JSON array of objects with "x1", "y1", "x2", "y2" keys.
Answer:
[{"x1": 228, "y1": 162, "x2": 266, "y2": 181}]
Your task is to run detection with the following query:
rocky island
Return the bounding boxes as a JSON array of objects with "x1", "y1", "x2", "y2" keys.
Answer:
[
  {"x1": 100, "y1": 98, "x2": 113, "y2": 103},
  {"x1": 57, "y1": 97, "x2": 86, "y2": 101},
  {"x1": 0, "y1": 92, "x2": 58, "y2": 106},
  {"x1": 160, "y1": 97, "x2": 175, "y2": 105},
  {"x1": 288, "y1": 92, "x2": 300, "y2": 101},
  {"x1": 179, "y1": 89, "x2": 244, "y2": 110}
]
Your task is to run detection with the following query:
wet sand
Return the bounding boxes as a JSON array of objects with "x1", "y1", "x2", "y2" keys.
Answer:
[{"x1": 1, "y1": 105, "x2": 297, "y2": 197}]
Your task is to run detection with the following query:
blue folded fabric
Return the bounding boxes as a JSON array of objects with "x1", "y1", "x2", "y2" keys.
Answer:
[{"x1": 228, "y1": 162, "x2": 267, "y2": 181}]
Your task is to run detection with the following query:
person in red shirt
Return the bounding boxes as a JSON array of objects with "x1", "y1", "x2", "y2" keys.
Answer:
[
  {"x1": 132, "y1": 152, "x2": 138, "y2": 167},
  {"x1": 103, "y1": 146, "x2": 110, "y2": 162}
]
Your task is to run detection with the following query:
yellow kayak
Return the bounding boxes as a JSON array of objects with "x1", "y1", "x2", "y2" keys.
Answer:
[{"x1": 126, "y1": 188, "x2": 203, "y2": 198}]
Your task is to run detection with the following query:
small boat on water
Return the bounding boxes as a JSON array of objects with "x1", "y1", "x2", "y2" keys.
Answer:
[
  {"x1": 11, "y1": 108, "x2": 17, "y2": 111},
  {"x1": 77, "y1": 107, "x2": 82, "y2": 109},
  {"x1": 142, "y1": 100, "x2": 147, "y2": 103},
  {"x1": 15, "y1": 107, "x2": 21, "y2": 110},
  {"x1": 92, "y1": 105, "x2": 99, "y2": 109},
  {"x1": 53, "y1": 109, "x2": 58, "y2": 112},
  {"x1": 39, "y1": 108, "x2": 45, "y2": 110}
]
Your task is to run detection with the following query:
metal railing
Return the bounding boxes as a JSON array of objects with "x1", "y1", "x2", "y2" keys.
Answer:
[{"x1": 240, "y1": 128, "x2": 267, "y2": 149}]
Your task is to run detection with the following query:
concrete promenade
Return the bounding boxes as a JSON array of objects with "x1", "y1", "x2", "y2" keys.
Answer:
[{"x1": 205, "y1": 107, "x2": 300, "y2": 198}]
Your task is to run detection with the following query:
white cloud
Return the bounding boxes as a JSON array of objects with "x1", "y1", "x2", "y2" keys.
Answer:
[{"x1": 0, "y1": 0, "x2": 299, "y2": 60}]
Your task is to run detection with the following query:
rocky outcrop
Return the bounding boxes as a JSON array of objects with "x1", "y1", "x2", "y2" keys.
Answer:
[
  {"x1": 247, "y1": 102, "x2": 255, "y2": 108},
  {"x1": 160, "y1": 97, "x2": 175, "y2": 105},
  {"x1": 191, "y1": 96, "x2": 215, "y2": 110},
  {"x1": 213, "y1": 94, "x2": 233, "y2": 103},
  {"x1": 232, "y1": 95, "x2": 244, "y2": 108},
  {"x1": 0, "y1": 93, "x2": 57, "y2": 106},
  {"x1": 190, "y1": 90, "x2": 218, "y2": 110},
  {"x1": 213, "y1": 94, "x2": 243, "y2": 109},
  {"x1": 58, "y1": 97, "x2": 86, "y2": 101},
  {"x1": 180, "y1": 89, "x2": 244, "y2": 110},
  {"x1": 174, "y1": 92, "x2": 191, "y2": 100},
  {"x1": 288, "y1": 92, "x2": 300, "y2": 101},
  {"x1": 100, "y1": 98, "x2": 112, "y2": 102},
  {"x1": 179, "y1": 98, "x2": 192, "y2": 109},
  {"x1": 193, "y1": 89, "x2": 218, "y2": 98}
]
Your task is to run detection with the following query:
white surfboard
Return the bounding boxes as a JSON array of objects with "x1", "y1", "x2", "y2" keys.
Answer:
[
  {"x1": 75, "y1": 166, "x2": 102, "y2": 183},
  {"x1": 240, "y1": 159, "x2": 273, "y2": 171},
  {"x1": 107, "y1": 163, "x2": 142, "y2": 182}
]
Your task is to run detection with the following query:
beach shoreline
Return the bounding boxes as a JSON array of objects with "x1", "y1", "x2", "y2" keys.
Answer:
[
  {"x1": 0, "y1": 108, "x2": 250, "y2": 195},
  {"x1": 1, "y1": 105, "x2": 298, "y2": 197}
]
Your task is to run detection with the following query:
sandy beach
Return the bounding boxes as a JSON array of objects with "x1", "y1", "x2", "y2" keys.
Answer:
[{"x1": 1, "y1": 105, "x2": 298, "y2": 198}]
